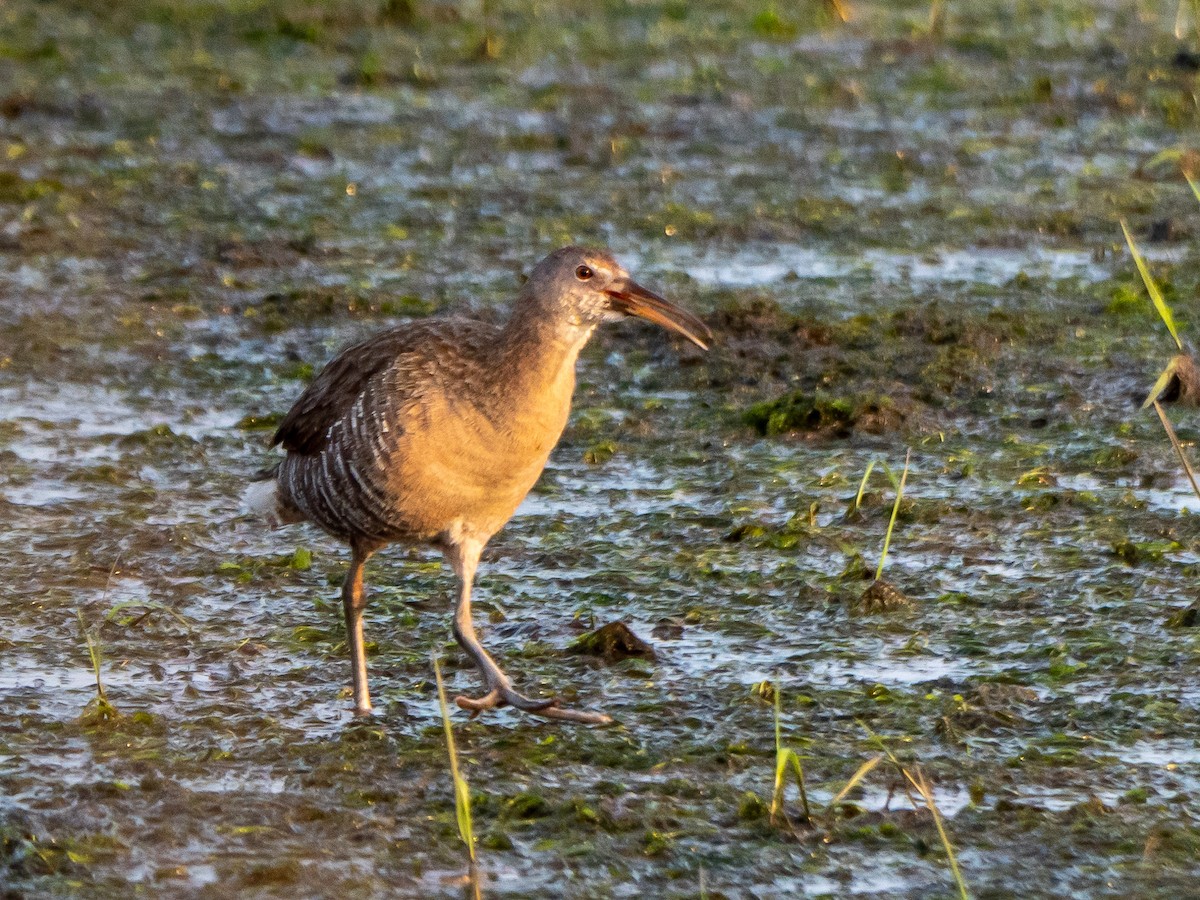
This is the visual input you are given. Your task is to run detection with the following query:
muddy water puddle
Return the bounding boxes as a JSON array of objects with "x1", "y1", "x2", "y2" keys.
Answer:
[{"x1": 5, "y1": 1, "x2": 1200, "y2": 897}]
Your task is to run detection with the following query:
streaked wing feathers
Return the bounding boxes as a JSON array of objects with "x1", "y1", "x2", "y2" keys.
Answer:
[
  {"x1": 272, "y1": 327, "x2": 420, "y2": 455},
  {"x1": 270, "y1": 320, "x2": 496, "y2": 455}
]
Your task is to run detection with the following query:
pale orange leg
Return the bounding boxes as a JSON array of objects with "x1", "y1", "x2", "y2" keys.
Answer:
[
  {"x1": 342, "y1": 545, "x2": 374, "y2": 714},
  {"x1": 445, "y1": 537, "x2": 612, "y2": 726}
]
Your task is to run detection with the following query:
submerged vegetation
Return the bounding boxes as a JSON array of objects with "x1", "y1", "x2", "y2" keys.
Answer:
[
  {"x1": 75, "y1": 610, "x2": 119, "y2": 726},
  {"x1": 3, "y1": 0, "x2": 1200, "y2": 896}
]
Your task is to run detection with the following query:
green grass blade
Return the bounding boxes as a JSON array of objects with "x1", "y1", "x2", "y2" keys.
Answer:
[
  {"x1": 1120, "y1": 218, "x2": 1183, "y2": 351},
  {"x1": 827, "y1": 754, "x2": 885, "y2": 812},
  {"x1": 432, "y1": 654, "x2": 476, "y2": 864},
  {"x1": 1153, "y1": 400, "x2": 1200, "y2": 504},
  {"x1": 771, "y1": 750, "x2": 788, "y2": 820},
  {"x1": 770, "y1": 680, "x2": 785, "y2": 821},
  {"x1": 76, "y1": 610, "x2": 119, "y2": 723},
  {"x1": 904, "y1": 767, "x2": 971, "y2": 900},
  {"x1": 75, "y1": 557, "x2": 125, "y2": 723},
  {"x1": 1186, "y1": 170, "x2": 1200, "y2": 206},
  {"x1": 879, "y1": 460, "x2": 899, "y2": 491},
  {"x1": 858, "y1": 722, "x2": 969, "y2": 899},
  {"x1": 76, "y1": 610, "x2": 107, "y2": 702},
  {"x1": 853, "y1": 459, "x2": 877, "y2": 510},
  {"x1": 787, "y1": 751, "x2": 811, "y2": 821},
  {"x1": 773, "y1": 679, "x2": 782, "y2": 755},
  {"x1": 769, "y1": 680, "x2": 811, "y2": 823},
  {"x1": 1142, "y1": 362, "x2": 1179, "y2": 410},
  {"x1": 875, "y1": 448, "x2": 911, "y2": 581},
  {"x1": 773, "y1": 749, "x2": 811, "y2": 822}
]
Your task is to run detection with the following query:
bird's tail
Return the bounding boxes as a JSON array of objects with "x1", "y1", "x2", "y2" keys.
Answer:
[{"x1": 241, "y1": 465, "x2": 304, "y2": 527}]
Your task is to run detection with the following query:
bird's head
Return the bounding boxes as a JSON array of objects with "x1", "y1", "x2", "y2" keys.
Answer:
[{"x1": 523, "y1": 246, "x2": 712, "y2": 351}]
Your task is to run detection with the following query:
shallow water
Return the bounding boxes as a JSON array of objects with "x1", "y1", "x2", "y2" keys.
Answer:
[
  {"x1": 667, "y1": 244, "x2": 1118, "y2": 289},
  {"x1": 4, "y1": 1, "x2": 1200, "y2": 897}
]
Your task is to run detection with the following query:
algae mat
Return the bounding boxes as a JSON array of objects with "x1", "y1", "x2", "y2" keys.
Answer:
[{"x1": 2, "y1": 1, "x2": 1200, "y2": 897}]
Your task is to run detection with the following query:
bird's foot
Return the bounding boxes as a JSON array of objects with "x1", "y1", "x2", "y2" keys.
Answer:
[
  {"x1": 455, "y1": 684, "x2": 613, "y2": 726},
  {"x1": 455, "y1": 683, "x2": 554, "y2": 713}
]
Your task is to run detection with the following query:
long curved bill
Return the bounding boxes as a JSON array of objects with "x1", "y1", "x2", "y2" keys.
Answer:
[{"x1": 605, "y1": 279, "x2": 712, "y2": 351}]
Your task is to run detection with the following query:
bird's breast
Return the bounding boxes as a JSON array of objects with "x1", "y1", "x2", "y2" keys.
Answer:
[{"x1": 379, "y1": 379, "x2": 572, "y2": 541}]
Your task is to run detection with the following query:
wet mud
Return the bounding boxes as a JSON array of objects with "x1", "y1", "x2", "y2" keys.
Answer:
[{"x1": 3, "y1": 1, "x2": 1200, "y2": 897}]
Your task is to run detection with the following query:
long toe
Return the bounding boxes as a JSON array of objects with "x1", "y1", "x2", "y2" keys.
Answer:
[
  {"x1": 455, "y1": 687, "x2": 504, "y2": 714},
  {"x1": 454, "y1": 684, "x2": 555, "y2": 713},
  {"x1": 455, "y1": 685, "x2": 611, "y2": 724},
  {"x1": 499, "y1": 685, "x2": 612, "y2": 724},
  {"x1": 527, "y1": 702, "x2": 614, "y2": 726}
]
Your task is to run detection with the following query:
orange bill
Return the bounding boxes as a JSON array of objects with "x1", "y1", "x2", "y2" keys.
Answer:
[{"x1": 605, "y1": 279, "x2": 712, "y2": 351}]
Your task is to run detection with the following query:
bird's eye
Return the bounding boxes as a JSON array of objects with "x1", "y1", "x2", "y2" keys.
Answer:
[{"x1": 575, "y1": 265, "x2": 594, "y2": 281}]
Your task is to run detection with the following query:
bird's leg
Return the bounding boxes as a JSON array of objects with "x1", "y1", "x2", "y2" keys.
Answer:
[
  {"x1": 446, "y1": 538, "x2": 613, "y2": 725},
  {"x1": 447, "y1": 537, "x2": 550, "y2": 710},
  {"x1": 342, "y1": 545, "x2": 374, "y2": 715}
]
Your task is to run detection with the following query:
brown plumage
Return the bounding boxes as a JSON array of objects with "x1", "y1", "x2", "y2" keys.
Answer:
[{"x1": 248, "y1": 246, "x2": 711, "y2": 724}]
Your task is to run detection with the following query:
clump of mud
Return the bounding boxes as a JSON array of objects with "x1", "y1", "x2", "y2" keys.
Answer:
[
  {"x1": 568, "y1": 622, "x2": 656, "y2": 662},
  {"x1": 1166, "y1": 603, "x2": 1199, "y2": 628},
  {"x1": 855, "y1": 579, "x2": 911, "y2": 613}
]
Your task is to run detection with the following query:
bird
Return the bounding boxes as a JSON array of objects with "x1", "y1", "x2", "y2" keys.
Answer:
[{"x1": 245, "y1": 246, "x2": 712, "y2": 725}]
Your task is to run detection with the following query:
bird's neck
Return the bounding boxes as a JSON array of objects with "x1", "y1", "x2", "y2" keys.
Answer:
[
  {"x1": 488, "y1": 302, "x2": 594, "y2": 441},
  {"x1": 498, "y1": 302, "x2": 595, "y2": 393}
]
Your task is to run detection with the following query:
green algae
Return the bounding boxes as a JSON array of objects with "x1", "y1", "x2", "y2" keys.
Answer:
[
  {"x1": 3, "y1": 0, "x2": 1200, "y2": 897},
  {"x1": 743, "y1": 390, "x2": 903, "y2": 437}
]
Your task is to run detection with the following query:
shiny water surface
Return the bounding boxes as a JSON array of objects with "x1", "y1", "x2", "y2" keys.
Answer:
[{"x1": 3, "y1": 1, "x2": 1200, "y2": 897}]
